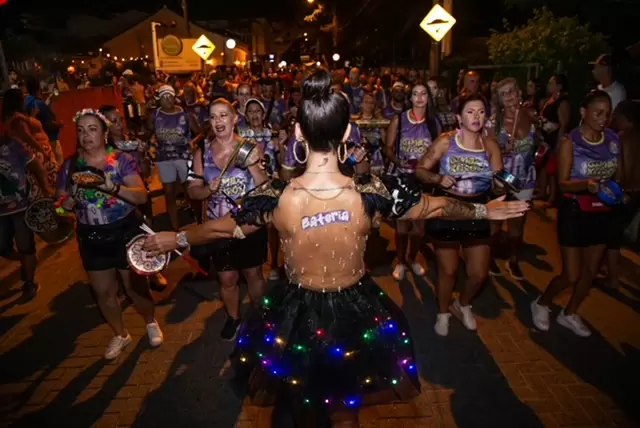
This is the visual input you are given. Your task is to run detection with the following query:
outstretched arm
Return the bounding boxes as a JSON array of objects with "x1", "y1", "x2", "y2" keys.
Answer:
[{"x1": 401, "y1": 194, "x2": 528, "y2": 221}]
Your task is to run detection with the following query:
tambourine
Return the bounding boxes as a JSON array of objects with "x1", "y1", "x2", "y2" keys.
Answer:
[
  {"x1": 494, "y1": 169, "x2": 520, "y2": 193},
  {"x1": 234, "y1": 140, "x2": 257, "y2": 168},
  {"x1": 534, "y1": 143, "x2": 550, "y2": 168},
  {"x1": 597, "y1": 179, "x2": 624, "y2": 205},
  {"x1": 72, "y1": 167, "x2": 106, "y2": 187},
  {"x1": 24, "y1": 198, "x2": 59, "y2": 233},
  {"x1": 126, "y1": 234, "x2": 170, "y2": 275},
  {"x1": 354, "y1": 118, "x2": 391, "y2": 130}
]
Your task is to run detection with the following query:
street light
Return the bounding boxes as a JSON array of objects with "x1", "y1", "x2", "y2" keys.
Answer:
[
  {"x1": 304, "y1": 32, "x2": 308, "y2": 37},
  {"x1": 316, "y1": 61, "x2": 321, "y2": 66},
  {"x1": 307, "y1": 0, "x2": 314, "y2": 3},
  {"x1": 226, "y1": 38, "x2": 236, "y2": 49},
  {"x1": 332, "y1": 53, "x2": 340, "y2": 61}
]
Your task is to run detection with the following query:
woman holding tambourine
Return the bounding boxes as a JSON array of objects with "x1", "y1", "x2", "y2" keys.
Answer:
[
  {"x1": 56, "y1": 109, "x2": 163, "y2": 360},
  {"x1": 531, "y1": 91, "x2": 622, "y2": 337},
  {"x1": 187, "y1": 98, "x2": 268, "y2": 342}
]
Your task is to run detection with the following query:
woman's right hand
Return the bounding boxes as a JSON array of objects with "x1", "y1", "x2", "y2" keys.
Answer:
[
  {"x1": 439, "y1": 175, "x2": 457, "y2": 189},
  {"x1": 587, "y1": 179, "x2": 600, "y2": 194},
  {"x1": 208, "y1": 178, "x2": 221, "y2": 194}
]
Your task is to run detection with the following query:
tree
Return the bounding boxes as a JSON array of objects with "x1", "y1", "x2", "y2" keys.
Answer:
[{"x1": 488, "y1": 8, "x2": 608, "y2": 72}]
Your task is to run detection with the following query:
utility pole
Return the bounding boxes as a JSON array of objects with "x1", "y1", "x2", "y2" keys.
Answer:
[{"x1": 181, "y1": 0, "x2": 191, "y2": 37}]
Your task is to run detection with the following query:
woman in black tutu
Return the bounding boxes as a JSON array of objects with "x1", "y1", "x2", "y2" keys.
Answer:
[{"x1": 144, "y1": 69, "x2": 529, "y2": 427}]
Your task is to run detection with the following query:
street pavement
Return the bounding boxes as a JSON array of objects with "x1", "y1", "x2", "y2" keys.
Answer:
[{"x1": 1, "y1": 192, "x2": 639, "y2": 428}]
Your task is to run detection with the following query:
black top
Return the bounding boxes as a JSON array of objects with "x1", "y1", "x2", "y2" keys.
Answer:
[{"x1": 232, "y1": 173, "x2": 423, "y2": 227}]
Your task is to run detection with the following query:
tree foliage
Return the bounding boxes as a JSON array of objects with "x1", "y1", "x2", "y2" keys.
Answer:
[{"x1": 487, "y1": 8, "x2": 608, "y2": 71}]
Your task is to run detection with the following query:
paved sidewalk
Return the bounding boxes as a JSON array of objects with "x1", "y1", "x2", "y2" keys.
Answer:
[{"x1": 0, "y1": 207, "x2": 639, "y2": 428}]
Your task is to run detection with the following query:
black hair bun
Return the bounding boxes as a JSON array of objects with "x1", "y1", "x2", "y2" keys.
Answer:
[{"x1": 303, "y1": 68, "x2": 331, "y2": 103}]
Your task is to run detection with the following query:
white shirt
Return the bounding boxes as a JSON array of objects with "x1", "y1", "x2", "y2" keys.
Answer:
[{"x1": 599, "y1": 81, "x2": 626, "y2": 110}]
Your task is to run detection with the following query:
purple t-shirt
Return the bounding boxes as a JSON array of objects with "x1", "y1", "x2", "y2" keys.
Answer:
[
  {"x1": 0, "y1": 138, "x2": 34, "y2": 216},
  {"x1": 569, "y1": 128, "x2": 620, "y2": 181},
  {"x1": 262, "y1": 98, "x2": 287, "y2": 128},
  {"x1": 153, "y1": 108, "x2": 192, "y2": 162},
  {"x1": 282, "y1": 122, "x2": 363, "y2": 170},
  {"x1": 57, "y1": 151, "x2": 140, "y2": 225}
]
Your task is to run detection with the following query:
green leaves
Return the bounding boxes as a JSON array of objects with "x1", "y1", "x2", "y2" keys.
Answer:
[{"x1": 488, "y1": 8, "x2": 608, "y2": 72}]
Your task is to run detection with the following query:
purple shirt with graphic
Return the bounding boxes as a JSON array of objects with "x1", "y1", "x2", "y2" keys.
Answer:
[
  {"x1": 359, "y1": 125, "x2": 385, "y2": 174},
  {"x1": 382, "y1": 104, "x2": 404, "y2": 120},
  {"x1": 153, "y1": 108, "x2": 192, "y2": 162},
  {"x1": 569, "y1": 127, "x2": 620, "y2": 181},
  {"x1": 262, "y1": 98, "x2": 287, "y2": 129},
  {"x1": 201, "y1": 142, "x2": 258, "y2": 220},
  {"x1": 393, "y1": 111, "x2": 433, "y2": 175},
  {"x1": 349, "y1": 86, "x2": 366, "y2": 115},
  {"x1": 497, "y1": 125, "x2": 537, "y2": 189},
  {"x1": 0, "y1": 138, "x2": 34, "y2": 215},
  {"x1": 283, "y1": 122, "x2": 363, "y2": 170},
  {"x1": 439, "y1": 133, "x2": 492, "y2": 195},
  {"x1": 57, "y1": 151, "x2": 139, "y2": 225}
]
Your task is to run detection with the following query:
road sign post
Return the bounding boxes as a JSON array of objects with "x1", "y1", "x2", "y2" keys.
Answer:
[{"x1": 420, "y1": 3, "x2": 456, "y2": 77}]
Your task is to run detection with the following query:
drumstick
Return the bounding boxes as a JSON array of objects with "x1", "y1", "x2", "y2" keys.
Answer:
[{"x1": 139, "y1": 224, "x2": 209, "y2": 276}]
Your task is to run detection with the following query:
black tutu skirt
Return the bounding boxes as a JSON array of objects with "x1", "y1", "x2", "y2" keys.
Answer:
[{"x1": 233, "y1": 274, "x2": 420, "y2": 411}]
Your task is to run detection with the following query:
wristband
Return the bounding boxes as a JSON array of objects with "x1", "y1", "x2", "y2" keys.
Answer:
[{"x1": 472, "y1": 203, "x2": 488, "y2": 220}]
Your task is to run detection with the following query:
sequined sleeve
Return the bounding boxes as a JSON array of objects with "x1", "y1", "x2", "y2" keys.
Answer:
[
  {"x1": 356, "y1": 174, "x2": 423, "y2": 220},
  {"x1": 231, "y1": 179, "x2": 288, "y2": 226}
]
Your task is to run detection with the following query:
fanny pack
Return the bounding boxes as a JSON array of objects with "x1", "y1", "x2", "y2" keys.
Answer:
[{"x1": 566, "y1": 193, "x2": 611, "y2": 213}]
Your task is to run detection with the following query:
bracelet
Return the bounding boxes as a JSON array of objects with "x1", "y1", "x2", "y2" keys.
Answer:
[
  {"x1": 472, "y1": 203, "x2": 488, "y2": 220},
  {"x1": 233, "y1": 225, "x2": 247, "y2": 239}
]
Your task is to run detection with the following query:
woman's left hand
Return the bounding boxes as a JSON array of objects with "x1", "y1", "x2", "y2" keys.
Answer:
[
  {"x1": 96, "y1": 174, "x2": 116, "y2": 193},
  {"x1": 143, "y1": 232, "x2": 180, "y2": 253}
]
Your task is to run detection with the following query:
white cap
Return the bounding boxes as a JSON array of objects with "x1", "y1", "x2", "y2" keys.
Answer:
[
  {"x1": 122, "y1": 69, "x2": 134, "y2": 76},
  {"x1": 392, "y1": 82, "x2": 404, "y2": 90},
  {"x1": 157, "y1": 85, "x2": 176, "y2": 98}
]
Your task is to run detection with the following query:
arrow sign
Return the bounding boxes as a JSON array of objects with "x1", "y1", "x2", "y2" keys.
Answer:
[
  {"x1": 419, "y1": 4, "x2": 456, "y2": 42},
  {"x1": 192, "y1": 35, "x2": 216, "y2": 61}
]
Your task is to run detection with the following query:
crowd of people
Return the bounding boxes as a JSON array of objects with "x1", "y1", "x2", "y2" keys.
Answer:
[{"x1": 1, "y1": 57, "x2": 639, "y2": 426}]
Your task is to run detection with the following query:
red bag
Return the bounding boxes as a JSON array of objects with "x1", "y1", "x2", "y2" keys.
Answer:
[{"x1": 567, "y1": 193, "x2": 611, "y2": 213}]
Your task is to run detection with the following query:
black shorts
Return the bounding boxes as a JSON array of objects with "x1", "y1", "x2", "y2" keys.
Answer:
[
  {"x1": 76, "y1": 213, "x2": 141, "y2": 271},
  {"x1": 0, "y1": 210, "x2": 36, "y2": 256},
  {"x1": 427, "y1": 191, "x2": 490, "y2": 242},
  {"x1": 557, "y1": 198, "x2": 613, "y2": 248},
  {"x1": 192, "y1": 226, "x2": 268, "y2": 272}
]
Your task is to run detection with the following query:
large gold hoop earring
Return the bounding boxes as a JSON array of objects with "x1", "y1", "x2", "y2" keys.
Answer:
[
  {"x1": 293, "y1": 139, "x2": 309, "y2": 164},
  {"x1": 338, "y1": 142, "x2": 349, "y2": 164}
]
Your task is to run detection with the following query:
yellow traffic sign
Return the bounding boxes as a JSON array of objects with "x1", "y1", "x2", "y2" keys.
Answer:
[
  {"x1": 419, "y1": 4, "x2": 456, "y2": 42},
  {"x1": 192, "y1": 35, "x2": 216, "y2": 61}
]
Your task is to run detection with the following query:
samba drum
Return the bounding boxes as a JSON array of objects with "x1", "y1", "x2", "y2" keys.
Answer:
[
  {"x1": 354, "y1": 118, "x2": 391, "y2": 130},
  {"x1": 114, "y1": 140, "x2": 140, "y2": 151},
  {"x1": 126, "y1": 234, "x2": 170, "y2": 275},
  {"x1": 24, "y1": 198, "x2": 74, "y2": 245},
  {"x1": 494, "y1": 169, "x2": 520, "y2": 193}
]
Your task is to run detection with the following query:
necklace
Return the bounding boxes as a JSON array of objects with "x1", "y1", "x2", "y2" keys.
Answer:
[
  {"x1": 304, "y1": 170, "x2": 342, "y2": 174},
  {"x1": 295, "y1": 185, "x2": 353, "y2": 192}
]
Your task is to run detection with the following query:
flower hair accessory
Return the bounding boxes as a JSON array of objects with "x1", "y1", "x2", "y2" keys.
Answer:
[{"x1": 73, "y1": 108, "x2": 110, "y2": 127}]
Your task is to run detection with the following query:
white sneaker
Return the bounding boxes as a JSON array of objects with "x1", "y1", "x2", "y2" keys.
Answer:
[
  {"x1": 392, "y1": 264, "x2": 407, "y2": 281},
  {"x1": 268, "y1": 269, "x2": 280, "y2": 281},
  {"x1": 452, "y1": 300, "x2": 477, "y2": 331},
  {"x1": 530, "y1": 297, "x2": 550, "y2": 331},
  {"x1": 104, "y1": 334, "x2": 132, "y2": 360},
  {"x1": 410, "y1": 262, "x2": 425, "y2": 277},
  {"x1": 557, "y1": 311, "x2": 591, "y2": 337},
  {"x1": 146, "y1": 321, "x2": 164, "y2": 347},
  {"x1": 434, "y1": 313, "x2": 452, "y2": 336}
]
